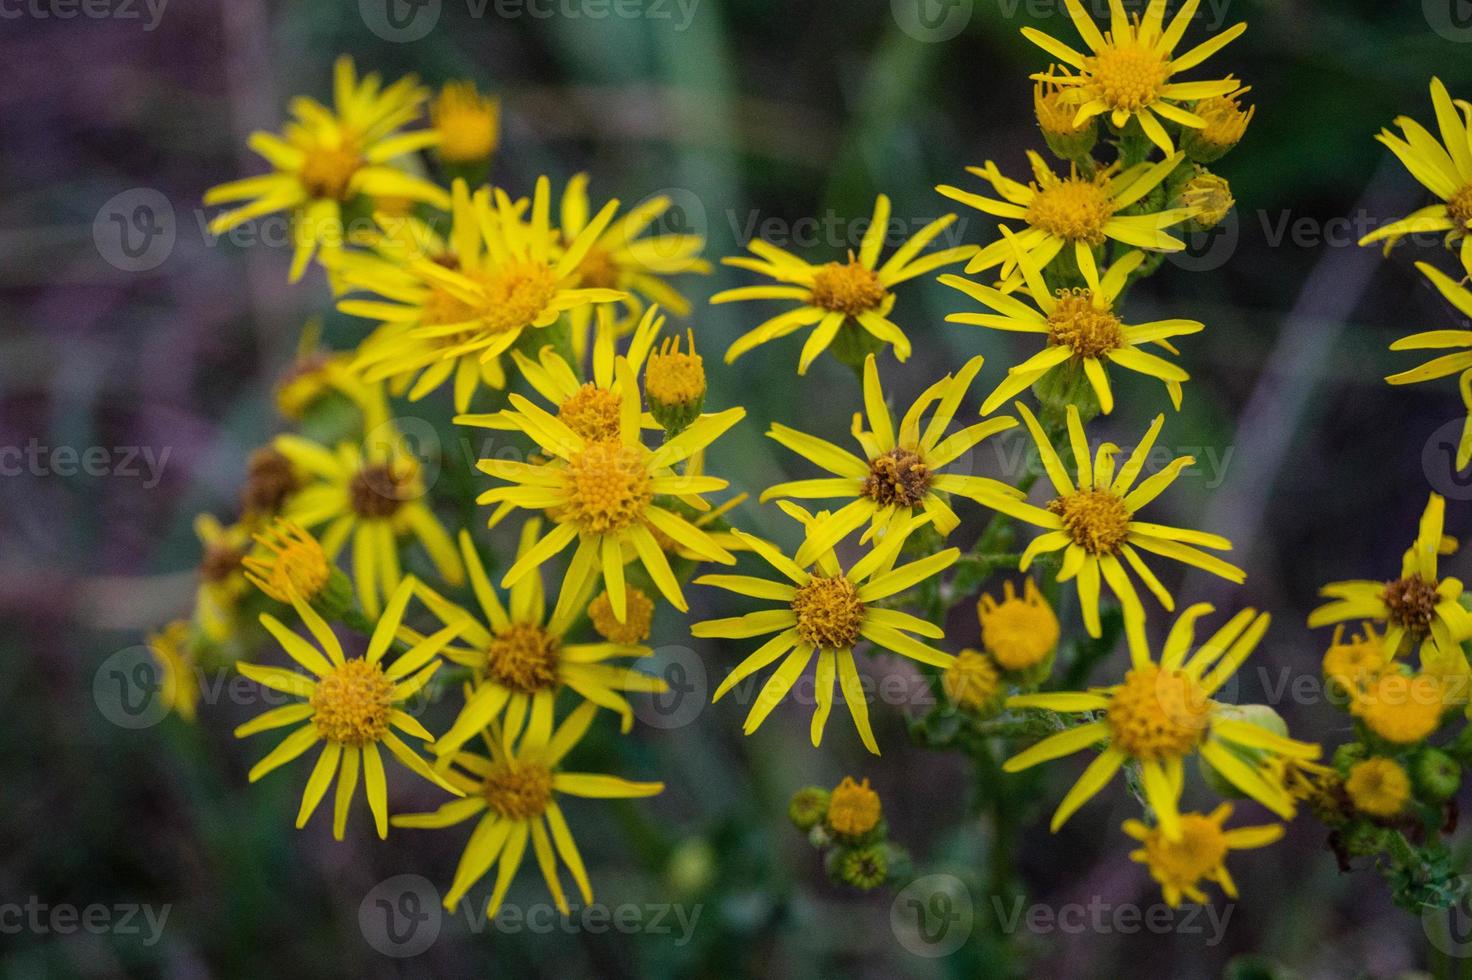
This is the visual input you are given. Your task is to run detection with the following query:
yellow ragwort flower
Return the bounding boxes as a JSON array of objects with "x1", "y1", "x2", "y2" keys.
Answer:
[
  {"x1": 941, "y1": 231, "x2": 1199, "y2": 414},
  {"x1": 761, "y1": 353, "x2": 1021, "y2": 561},
  {"x1": 1004, "y1": 603, "x2": 1320, "y2": 837},
  {"x1": 1022, "y1": 0, "x2": 1247, "y2": 156},
  {"x1": 711, "y1": 194, "x2": 976, "y2": 373},
  {"x1": 1321, "y1": 623, "x2": 1387, "y2": 696},
  {"x1": 204, "y1": 56, "x2": 447, "y2": 281},
  {"x1": 827, "y1": 776, "x2": 882, "y2": 837},
  {"x1": 693, "y1": 505, "x2": 958, "y2": 754},
  {"x1": 393, "y1": 701, "x2": 662, "y2": 917},
  {"x1": 978, "y1": 578, "x2": 1059, "y2": 672},
  {"x1": 146, "y1": 620, "x2": 199, "y2": 722},
  {"x1": 943, "y1": 650, "x2": 1003, "y2": 712},
  {"x1": 194, "y1": 514, "x2": 250, "y2": 643},
  {"x1": 1352, "y1": 672, "x2": 1449, "y2": 745},
  {"x1": 993, "y1": 402, "x2": 1243, "y2": 639},
  {"x1": 1123, "y1": 803, "x2": 1282, "y2": 908},
  {"x1": 432, "y1": 80, "x2": 500, "y2": 165},
  {"x1": 235, "y1": 579, "x2": 463, "y2": 840},
  {"x1": 1345, "y1": 757, "x2": 1411, "y2": 818},
  {"x1": 1308, "y1": 492, "x2": 1472, "y2": 675},
  {"x1": 1385, "y1": 262, "x2": 1472, "y2": 469},
  {"x1": 243, "y1": 518, "x2": 332, "y2": 604}
]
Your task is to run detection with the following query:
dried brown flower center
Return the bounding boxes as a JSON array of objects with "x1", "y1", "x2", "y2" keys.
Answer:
[{"x1": 862, "y1": 448, "x2": 932, "y2": 507}]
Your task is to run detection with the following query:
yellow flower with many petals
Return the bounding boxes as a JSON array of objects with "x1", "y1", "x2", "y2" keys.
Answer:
[
  {"x1": 1385, "y1": 262, "x2": 1472, "y2": 469},
  {"x1": 475, "y1": 358, "x2": 744, "y2": 625},
  {"x1": 711, "y1": 194, "x2": 976, "y2": 373},
  {"x1": 1022, "y1": 0, "x2": 1247, "y2": 156},
  {"x1": 273, "y1": 430, "x2": 463, "y2": 618},
  {"x1": 204, "y1": 56, "x2": 447, "y2": 281},
  {"x1": 1123, "y1": 804, "x2": 1282, "y2": 908},
  {"x1": 692, "y1": 505, "x2": 958, "y2": 754},
  {"x1": 1345, "y1": 757, "x2": 1410, "y2": 818},
  {"x1": 938, "y1": 151, "x2": 1193, "y2": 288},
  {"x1": 235, "y1": 580, "x2": 463, "y2": 840},
  {"x1": 1004, "y1": 603, "x2": 1320, "y2": 837},
  {"x1": 941, "y1": 234, "x2": 1199, "y2": 414},
  {"x1": 760, "y1": 353, "x2": 1021, "y2": 561},
  {"x1": 1360, "y1": 78, "x2": 1472, "y2": 267},
  {"x1": 393, "y1": 701, "x2": 663, "y2": 917},
  {"x1": 978, "y1": 578, "x2": 1059, "y2": 672},
  {"x1": 432, "y1": 81, "x2": 499, "y2": 165},
  {"x1": 1308, "y1": 492, "x2": 1472, "y2": 673},
  {"x1": 417, "y1": 523, "x2": 666, "y2": 760},
  {"x1": 992, "y1": 402, "x2": 1243, "y2": 639}
]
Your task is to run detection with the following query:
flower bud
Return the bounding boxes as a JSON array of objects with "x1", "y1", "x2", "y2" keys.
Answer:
[
  {"x1": 645, "y1": 331, "x2": 706, "y2": 435},
  {"x1": 1181, "y1": 87, "x2": 1254, "y2": 163},
  {"x1": 788, "y1": 786, "x2": 830, "y2": 831},
  {"x1": 1180, "y1": 170, "x2": 1234, "y2": 231},
  {"x1": 1412, "y1": 747, "x2": 1461, "y2": 803},
  {"x1": 1034, "y1": 69, "x2": 1097, "y2": 161}
]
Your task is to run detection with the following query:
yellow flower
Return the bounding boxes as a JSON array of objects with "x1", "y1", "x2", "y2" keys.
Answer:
[
  {"x1": 1035, "y1": 67, "x2": 1099, "y2": 158},
  {"x1": 943, "y1": 650, "x2": 1003, "y2": 712},
  {"x1": 1179, "y1": 169, "x2": 1234, "y2": 228},
  {"x1": 1321, "y1": 623, "x2": 1387, "y2": 695},
  {"x1": 431, "y1": 81, "x2": 499, "y2": 164},
  {"x1": 1004, "y1": 603, "x2": 1320, "y2": 837},
  {"x1": 711, "y1": 194, "x2": 976, "y2": 374},
  {"x1": 589, "y1": 587, "x2": 655, "y2": 645},
  {"x1": 392, "y1": 701, "x2": 663, "y2": 917},
  {"x1": 147, "y1": 620, "x2": 199, "y2": 722},
  {"x1": 827, "y1": 776, "x2": 882, "y2": 837},
  {"x1": 1308, "y1": 492, "x2": 1472, "y2": 671},
  {"x1": 204, "y1": 56, "x2": 447, "y2": 281},
  {"x1": 558, "y1": 174, "x2": 712, "y2": 360},
  {"x1": 419, "y1": 523, "x2": 666, "y2": 760},
  {"x1": 941, "y1": 233, "x2": 1199, "y2": 414},
  {"x1": 1022, "y1": 0, "x2": 1247, "y2": 156},
  {"x1": 645, "y1": 331, "x2": 707, "y2": 432},
  {"x1": 243, "y1": 519, "x2": 332, "y2": 604},
  {"x1": 194, "y1": 514, "x2": 250, "y2": 643},
  {"x1": 474, "y1": 357, "x2": 744, "y2": 624},
  {"x1": 993, "y1": 402, "x2": 1243, "y2": 639},
  {"x1": 938, "y1": 151, "x2": 1192, "y2": 288},
  {"x1": 692, "y1": 505, "x2": 958, "y2": 754},
  {"x1": 272, "y1": 429, "x2": 463, "y2": 618},
  {"x1": 1385, "y1": 262, "x2": 1472, "y2": 469},
  {"x1": 978, "y1": 578, "x2": 1059, "y2": 672},
  {"x1": 1123, "y1": 804, "x2": 1282, "y2": 908},
  {"x1": 1181, "y1": 87, "x2": 1254, "y2": 162},
  {"x1": 1353, "y1": 672, "x2": 1449, "y2": 745},
  {"x1": 1345, "y1": 757, "x2": 1411, "y2": 818},
  {"x1": 761, "y1": 353, "x2": 1022, "y2": 560},
  {"x1": 275, "y1": 319, "x2": 385, "y2": 423},
  {"x1": 234, "y1": 580, "x2": 463, "y2": 840},
  {"x1": 337, "y1": 177, "x2": 628, "y2": 413},
  {"x1": 1359, "y1": 78, "x2": 1472, "y2": 266}
]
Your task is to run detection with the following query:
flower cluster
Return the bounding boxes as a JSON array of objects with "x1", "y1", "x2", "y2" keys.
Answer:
[{"x1": 787, "y1": 777, "x2": 911, "y2": 891}]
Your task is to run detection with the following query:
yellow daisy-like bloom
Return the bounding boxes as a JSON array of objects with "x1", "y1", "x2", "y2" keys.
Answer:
[
  {"x1": 1345, "y1": 757, "x2": 1411, "y2": 818},
  {"x1": 1321, "y1": 623, "x2": 1387, "y2": 696},
  {"x1": 419, "y1": 523, "x2": 666, "y2": 760},
  {"x1": 710, "y1": 194, "x2": 976, "y2": 374},
  {"x1": 203, "y1": 56, "x2": 448, "y2": 282},
  {"x1": 243, "y1": 519, "x2": 332, "y2": 604},
  {"x1": 475, "y1": 357, "x2": 744, "y2": 625},
  {"x1": 453, "y1": 304, "x2": 665, "y2": 442},
  {"x1": 275, "y1": 319, "x2": 385, "y2": 423},
  {"x1": 194, "y1": 514, "x2": 250, "y2": 643},
  {"x1": 235, "y1": 580, "x2": 464, "y2": 840},
  {"x1": 273, "y1": 430, "x2": 463, "y2": 618},
  {"x1": 558, "y1": 174, "x2": 712, "y2": 360},
  {"x1": 589, "y1": 587, "x2": 655, "y2": 645},
  {"x1": 1308, "y1": 492, "x2": 1472, "y2": 672},
  {"x1": 943, "y1": 650, "x2": 1003, "y2": 712},
  {"x1": 978, "y1": 578, "x2": 1059, "y2": 672},
  {"x1": 1360, "y1": 78, "x2": 1472, "y2": 266},
  {"x1": 938, "y1": 150, "x2": 1192, "y2": 288},
  {"x1": 1352, "y1": 672, "x2": 1449, "y2": 745},
  {"x1": 941, "y1": 233, "x2": 1199, "y2": 414},
  {"x1": 1123, "y1": 803, "x2": 1282, "y2": 908},
  {"x1": 692, "y1": 505, "x2": 958, "y2": 754},
  {"x1": 146, "y1": 620, "x2": 199, "y2": 722},
  {"x1": 993, "y1": 402, "x2": 1243, "y2": 639},
  {"x1": 338, "y1": 177, "x2": 628, "y2": 413},
  {"x1": 393, "y1": 701, "x2": 663, "y2": 917},
  {"x1": 1385, "y1": 262, "x2": 1472, "y2": 469},
  {"x1": 1004, "y1": 603, "x2": 1321, "y2": 837},
  {"x1": 1022, "y1": 0, "x2": 1247, "y2": 156},
  {"x1": 431, "y1": 81, "x2": 499, "y2": 165},
  {"x1": 760, "y1": 353, "x2": 1022, "y2": 561},
  {"x1": 827, "y1": 776, "x2": 882, "y2": 837}
]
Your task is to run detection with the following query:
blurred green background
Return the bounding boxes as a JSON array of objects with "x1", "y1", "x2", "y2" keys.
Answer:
[{"x1": 6, "y1": 0, "x2": 1472, "y2": 975}]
